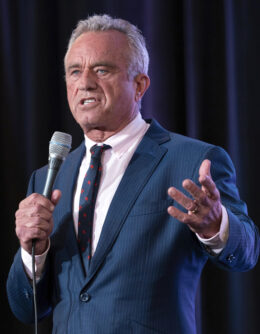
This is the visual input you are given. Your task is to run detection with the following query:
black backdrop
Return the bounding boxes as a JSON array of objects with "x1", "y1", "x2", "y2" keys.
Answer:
[{"x1": 1, "y1": 1, "x2": 260, "y2": 333}]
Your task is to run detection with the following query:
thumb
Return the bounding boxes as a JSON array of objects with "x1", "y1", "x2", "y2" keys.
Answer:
[{"x1": 51, "y1": 189, "x2": 62, "y2": 206}]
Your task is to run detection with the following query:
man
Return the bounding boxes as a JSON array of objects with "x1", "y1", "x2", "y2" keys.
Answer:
[{"x1": 7, "y1": 14, "x2": 259, "y2": 334}]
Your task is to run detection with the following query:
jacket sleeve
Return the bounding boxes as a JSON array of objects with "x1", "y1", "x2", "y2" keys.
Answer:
[
  {"x1": 199, "y1": 146, "x2": 259, "y2": 271},
  {"x1": 6, "y1": 170, "x2": 53, "y2": 324}
]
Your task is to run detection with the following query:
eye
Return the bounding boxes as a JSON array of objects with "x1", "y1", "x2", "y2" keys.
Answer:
[
  {"x1": 96, "y1": 68, "x2": 108, "y2": 75},
  {"x1": 71, "y1": 69, "x2": 81, "y2": 76}
]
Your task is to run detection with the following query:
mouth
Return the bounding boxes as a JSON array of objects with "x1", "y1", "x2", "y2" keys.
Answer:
[{"x1": 80, "y1": 97, "x2": 98, "y2": 105}]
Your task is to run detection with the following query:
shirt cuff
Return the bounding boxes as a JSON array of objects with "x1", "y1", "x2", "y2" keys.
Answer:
[
  {"x1": 21, "y1": 239, "x2": 50, "y2": 281},
  {"x1": 196, "y1": 205, "x2": 229, "y2": 255}
]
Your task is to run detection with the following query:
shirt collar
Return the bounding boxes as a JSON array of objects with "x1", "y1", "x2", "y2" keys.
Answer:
[{"x1": 84, "y1": 113, "x2": 149, "y2": 159}]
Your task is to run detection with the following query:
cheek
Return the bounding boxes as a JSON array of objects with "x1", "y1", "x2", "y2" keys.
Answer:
[
  {"x1": 66, "y1": 94, "x2": 77, "y2": 119},
  {"x1": 67, "y1": 79, "x2": 78, "y2": 94},
  {"x1": 108, "y1": 82, "x2": 133, "y2": 103},
  {"x1": 116, "y1": 86, "x2": 136, "y2": 105},
  {"x1": 67, "y1": 84, "x2": 77, "y2": 105}
]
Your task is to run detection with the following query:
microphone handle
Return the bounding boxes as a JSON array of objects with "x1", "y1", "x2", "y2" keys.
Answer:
[{"x1": 42, "y1": 157, "x2": 63, "y2": 199}]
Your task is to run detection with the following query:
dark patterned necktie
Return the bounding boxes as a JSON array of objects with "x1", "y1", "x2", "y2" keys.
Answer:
[{"x1": 78, "y1": 144, "x2": 111, "y2": 269}]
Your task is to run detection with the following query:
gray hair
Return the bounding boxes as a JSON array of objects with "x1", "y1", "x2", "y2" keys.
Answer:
[{"x1": 65, "y1": 14, "x2": 149, "y2": 78}]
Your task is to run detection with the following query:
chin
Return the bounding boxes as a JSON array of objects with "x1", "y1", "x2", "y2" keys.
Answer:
[{"x1": 80, "y1": 120, "x2": 104, "y2": 132}]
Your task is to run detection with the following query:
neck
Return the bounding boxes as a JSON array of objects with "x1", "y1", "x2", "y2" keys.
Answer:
[
  {"x1": 84, "y1": 129, "x2": 121, "y2": 142},
  {"x1": 83, "y1": 112, "x2": 139, "y2": 142}
]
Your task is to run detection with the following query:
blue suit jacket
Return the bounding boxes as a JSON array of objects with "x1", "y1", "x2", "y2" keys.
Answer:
[{"x1": 7, "y1": 120, "x2": 259, "y2": 333}]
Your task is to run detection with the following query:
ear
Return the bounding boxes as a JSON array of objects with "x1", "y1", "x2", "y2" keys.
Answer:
[{"x1": 134, "y1": 74, "x2": 150, "y2": 102}]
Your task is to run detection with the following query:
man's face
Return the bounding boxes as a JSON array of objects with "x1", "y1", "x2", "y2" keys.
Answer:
[{"x1": 65, "y1": 30, "x2": 144, "y2": 136}]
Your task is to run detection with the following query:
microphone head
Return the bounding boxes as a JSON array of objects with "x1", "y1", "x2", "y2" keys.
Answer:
[{"x1": 49, "y1": 131, "x2": 72, "y2": 160}]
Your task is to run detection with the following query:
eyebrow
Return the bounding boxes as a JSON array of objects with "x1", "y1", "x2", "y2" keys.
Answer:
[
  {"x1": 92, "y1": 61, "x2": 116, "y2": 69},
  {"x1": 66, "y1": 63, "x2": 81, "y2": 72}
]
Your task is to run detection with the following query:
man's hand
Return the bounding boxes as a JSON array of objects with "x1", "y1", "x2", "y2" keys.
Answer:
[
  {"x1": 15, "y1": 190, "x2": 61, "y2": 255},
  {"x1": 167, "y1": 159, "x2": 222, "y2": 238}
]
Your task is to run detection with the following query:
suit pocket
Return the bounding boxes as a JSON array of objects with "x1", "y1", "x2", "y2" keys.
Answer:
[
  {"x1": 131, "y1": 320, "x2": 166, "y2": 333},
  {"x1": 129, "y1": 199, "x2": 174, "y2": 217}
]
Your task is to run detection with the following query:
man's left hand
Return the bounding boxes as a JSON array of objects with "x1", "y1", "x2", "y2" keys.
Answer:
[{"x1": 167, "y1": 159, "x2": 222, "y2": 238}]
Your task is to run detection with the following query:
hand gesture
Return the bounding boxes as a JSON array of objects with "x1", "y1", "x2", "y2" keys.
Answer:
[{"x1": 167, "y1": 160, "x2": 222, "y2": 238}]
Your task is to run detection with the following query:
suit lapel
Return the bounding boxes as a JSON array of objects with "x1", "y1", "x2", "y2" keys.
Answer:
[
  {"x1": 52, "y1": 142, "x2": 86, "y2": 277},
  {"x1": 55, "y1": 141, "x2": 86, "y2": 217},
  {"x1": 86, "y1": 120, "x2": 170, "y2": 283}
]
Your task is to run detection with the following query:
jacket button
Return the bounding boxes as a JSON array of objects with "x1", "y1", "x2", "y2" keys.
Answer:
[
  {"x1": 226, "y1": 254, "x2": 236, "y2": 263},
  {"x1": 80, "y1": 292, "x2": 90, "y2": 302}
]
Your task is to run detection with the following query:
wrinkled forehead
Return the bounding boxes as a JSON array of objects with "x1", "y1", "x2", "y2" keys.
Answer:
[{"x1": 65, "y1": 30, "x2": 131, "y2": 69}]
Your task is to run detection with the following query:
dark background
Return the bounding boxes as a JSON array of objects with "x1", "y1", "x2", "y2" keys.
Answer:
[{"x1": 1, "y1": 0, "x2": 259, "y2": 333}]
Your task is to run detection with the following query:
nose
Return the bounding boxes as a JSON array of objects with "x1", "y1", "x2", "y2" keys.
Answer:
[{"x1": 79, "y1": 69, "x2": 97, "y2": 91}]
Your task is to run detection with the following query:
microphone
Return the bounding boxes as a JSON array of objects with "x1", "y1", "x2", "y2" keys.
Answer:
[
  {"x1": 42, "y1": 131, "x2": 72, "y2": 199},
  {"x1": 31, "y1": 131, "x2": 72, "y2": 334}
]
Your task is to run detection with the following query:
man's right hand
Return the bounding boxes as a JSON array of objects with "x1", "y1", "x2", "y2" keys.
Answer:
[{"x1": 15, "y1": 190, "x2": 61, "y2": 255}]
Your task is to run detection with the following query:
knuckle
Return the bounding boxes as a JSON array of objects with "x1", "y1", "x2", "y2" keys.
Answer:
[
  {"x1": 38, "y1": 230, "x2": 48, "y2": 240},
  {"x1": 35, "y1": 229, "x2": 42, "y2": 238},
  {"x1": 15, "y1": 215, "x2": 24, "y2": 228},
  {"x1": 31, "y1": 228, "x2": 41, "y2": 239},
  {"x1": 33, "y1": 202, "x2": 43, "y2": 213},
  {"x1": 30, "y1": 193, "x2": 39, "y2": 201},
  {"x1": 34, "y1": 216, "x2": 42, "y2": 225},
  {"x1": 30, "y1": 204, "x2": 42, "y2": 216},
  {"x1": 182, "y1": 215, "x2": 191, "y2": 224},
  {"x1": 16, "y1": 227, "x2": 29, "y2": 243},
  {"x1": 18, "y1": 198, "x2": 27, "y2": 208},
  {"x1": 215, "y1": 188, "x2": 220, "y2": 199},
  {"x1": 34, "y1": 202, "x2": 42, "y2": 210},
  {"x1": 199, "y1": 193, "x2": 208, "y2": 205},
  {"x1": 187, "y1": 200, "x2": 195, "y2": 211},
  {"x1": 29, "y1": 193, "x2": 42, "y2": 206},
  {"x1": 210, "y1": 178, "x2": 216, "y2": 187}
]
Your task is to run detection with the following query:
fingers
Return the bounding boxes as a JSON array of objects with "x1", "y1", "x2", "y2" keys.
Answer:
[
  {"x1": 199, "y1": 175, "x2": 220, "y2": 201},
  {"x1": 182, "y1": 180, "x2": 206, "y2": 204},
  {"x1": 167, "y1": 159, "x2": 222, "y2": 238},
  {"x1": 199, "y1": 159, "x2": 211, "y2": 179},
  {"x1": 168, "y1": 187, "x2": 198, "y2": 212},
  {"x1": 167, "y1": 205, "x2": 199, "y2": 225},
  {"x1": 15, "y1": 191, "x2": 61, "y2": 254},
  {"x1": 19, "y1": 193, "x2": 55, "y2": 211},
  {"x1": 16, "y1": 202, "x2": 53, "y2": 222},
  {"x1": 183, "y1": 160, "x2": 220, "y2": 202},
  {"x1": 16, "y1": 219, "x2": 54, "y2": 242},
  {"x1": 198, "y1": 159, "x2": 220, "y2": 200}
]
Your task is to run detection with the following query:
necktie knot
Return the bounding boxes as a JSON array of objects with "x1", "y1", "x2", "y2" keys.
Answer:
[{"x1": 90, "y1": 144, "x2": 111, "y2": 159}]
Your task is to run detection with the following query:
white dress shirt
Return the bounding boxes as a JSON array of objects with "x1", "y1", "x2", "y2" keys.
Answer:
[
  {"x1": 21, "y1": 113, "x2": 229, "y2": 279},
  {"x1": 73, "y1": 112, "x2": 150, "y2": 255}
]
